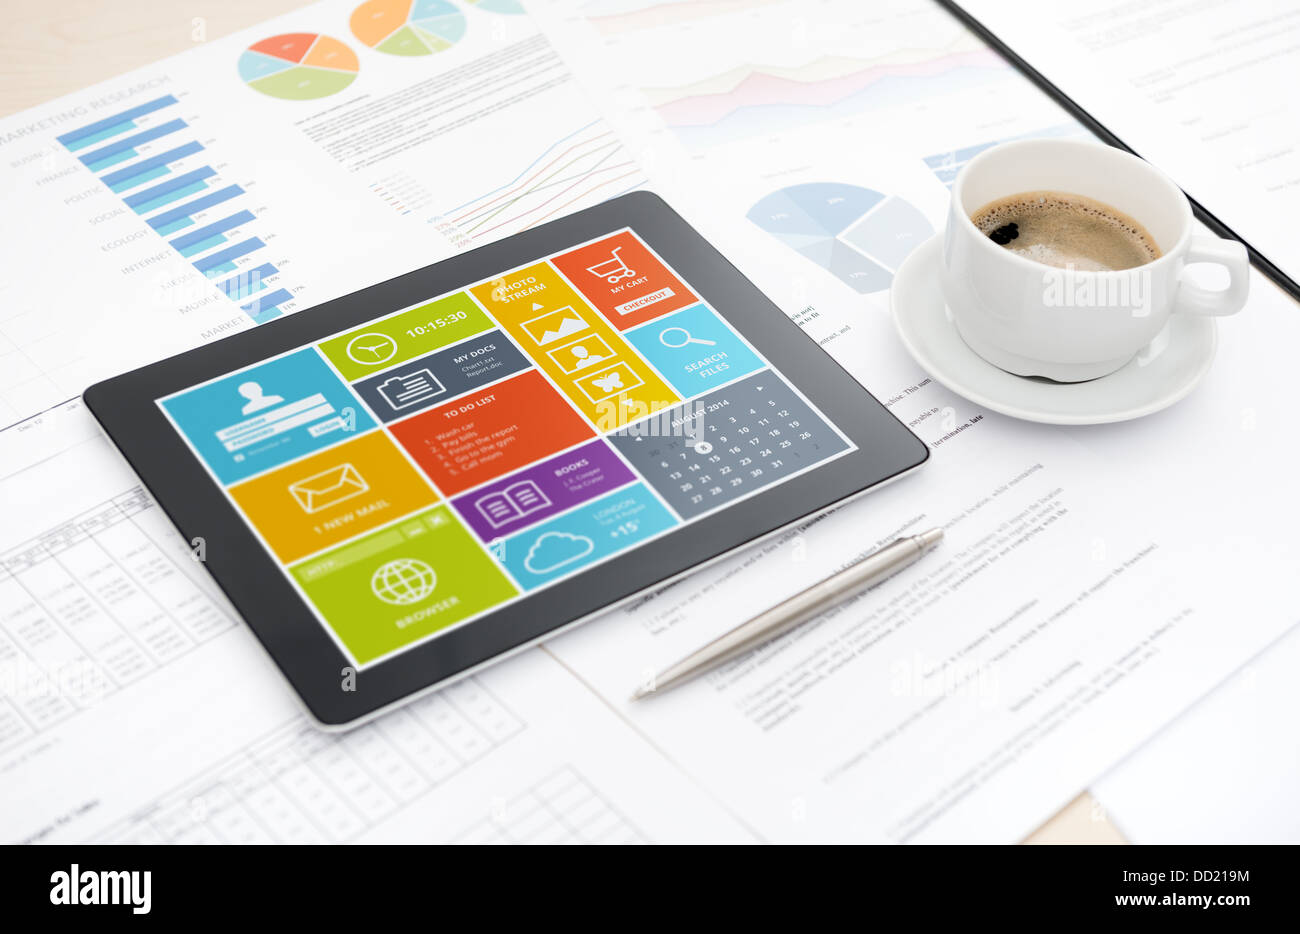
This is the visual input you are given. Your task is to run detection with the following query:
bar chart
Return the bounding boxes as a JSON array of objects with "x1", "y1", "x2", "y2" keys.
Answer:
[{"x1": 56, "y1": 94, "x2": 298, "y2": 324}]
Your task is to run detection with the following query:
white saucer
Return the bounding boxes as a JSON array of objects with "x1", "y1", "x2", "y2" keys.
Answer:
[{"x1": 890, "y1": 235, "x2": 1217, "y2": 425}]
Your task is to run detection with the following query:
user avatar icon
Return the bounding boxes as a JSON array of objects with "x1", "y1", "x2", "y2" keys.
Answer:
[
  {"x1": 569, "y1": 344, "x2": 606, "y2": 370},
  {"x1": 238, "y1": 381, "x2": 284, "y2": 415}
]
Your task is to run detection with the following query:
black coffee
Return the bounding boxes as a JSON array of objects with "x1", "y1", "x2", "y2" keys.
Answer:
[{"x1": 971, "y1": 191, "x2": 1161, "y2": 271}]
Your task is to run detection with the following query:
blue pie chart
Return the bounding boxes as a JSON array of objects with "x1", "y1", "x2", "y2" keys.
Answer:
[{"x1": 747, "y1": 182, "x2": 934, "y2": 294}]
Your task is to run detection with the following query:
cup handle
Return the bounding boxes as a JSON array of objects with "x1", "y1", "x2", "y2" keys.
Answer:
[{"x1": 1173, "y1": 236, "x2": 1250, "y2": 317}]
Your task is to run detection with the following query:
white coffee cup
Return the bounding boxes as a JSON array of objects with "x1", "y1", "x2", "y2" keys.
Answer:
[{"x1": 942, "y1": 139, "x2": 1249, "y2": 382}]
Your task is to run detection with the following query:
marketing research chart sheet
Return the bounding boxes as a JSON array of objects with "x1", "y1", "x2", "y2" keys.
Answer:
[{"x1": 0, "y1": 0, "x2": 644, "y2": 428}]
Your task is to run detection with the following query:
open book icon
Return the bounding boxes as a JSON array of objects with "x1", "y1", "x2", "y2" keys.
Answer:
[{"x1": 474, "y1": 480, "x2": 552, "y2": 529}]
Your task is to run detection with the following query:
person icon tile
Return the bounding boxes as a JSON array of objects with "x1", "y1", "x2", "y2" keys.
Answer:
[
  {"x1": 568, "y1": 343, "x2": 606, "y2": 370},
  {"x1": 239, "y1": 380, "x2": 285, "y2": 415},
  {"x1": 548, "y1": 334, "x2": 615, "y2": 374}
]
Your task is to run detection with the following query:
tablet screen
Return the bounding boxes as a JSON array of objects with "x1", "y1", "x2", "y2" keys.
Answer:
[{"x1": 157, "y1": 230, "x2": 856, "y2": 667}]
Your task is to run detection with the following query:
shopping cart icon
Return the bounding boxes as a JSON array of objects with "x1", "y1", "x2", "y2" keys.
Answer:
[{"x1": 585, "y1": 247, "x2": 636, "y2": 283}]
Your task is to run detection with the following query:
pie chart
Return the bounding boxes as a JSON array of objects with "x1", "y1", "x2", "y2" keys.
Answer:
[
  {"x1": 239, "y1": 34, "x2": 360, "y2": 101},
  {"x1": 351, "y1": 0, "x2": 468, "y2": 56},
  {"x1": 747, "y1": 182, "x2": 934, "y2": 294}
]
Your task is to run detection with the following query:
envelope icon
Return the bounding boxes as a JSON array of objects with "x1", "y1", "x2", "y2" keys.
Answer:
[{"x1": 289, "y1": 463, "x2": 368, "y2": 514}]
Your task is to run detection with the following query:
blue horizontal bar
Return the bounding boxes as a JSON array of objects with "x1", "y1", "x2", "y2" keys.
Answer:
[
  {"x1": 146, "y1": 184, "x2": 243, "y2": 231},
  {"x1": 79, "y1": 118, "x2": 187, "y2": 166},
  {"x1": 85, "y1": 148, "x2": 137, "y2": 171},
  {"x1": 63, "y1": 121, "x2": 136, "y2": 152},
  {"x1": 101, "y1": 141, "x2": 203, "y2": 188},
  {"x1": 223, "y1": 277, "x2": 266, "y2": 300},
  {"x1": 125, "y1": 166, "x2": 215, "y2": 209},
  {"x1": 193, "y1": 238, "x2": 264, "y2": 273},
  {"x1": 205, "y1": 261, "x2": 238, "y2": 276},
  {"x1": 132, "y1": 180, "x2": 207, "y2": 215},
  {"x1": 242, "y1": 287, "x2": 292, "y2": 315},
  {"x1": 214, "y1": 262, "x2": 278, "y2": 299},
  {"x1": 169, "y1": 210, "x2": 255, "y2": 251},
  {"x1": 178, "y1": 234, "x2": 226, "y2": 258},
  {"x1": 58, "y1": 96, "x2": 178, "y2": 146},
  {"x1": 154, "y1": 217, "x2": 194, "y2": 236},
  {"x1": 247, "y1": 305, "x2": 282, "y2": 324},
  {"x1": 108, "y1": 165, "x2": 168, "y2": 193}
]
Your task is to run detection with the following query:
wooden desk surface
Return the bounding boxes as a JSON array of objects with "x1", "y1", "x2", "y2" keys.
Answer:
[{"x1": 0, "y1": 0, "x2": 1127, "y2": 845}]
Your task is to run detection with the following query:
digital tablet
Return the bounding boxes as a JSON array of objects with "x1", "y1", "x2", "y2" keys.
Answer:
[{"x1": 84, "y1": 192, "x2": 928, "y2": 726}]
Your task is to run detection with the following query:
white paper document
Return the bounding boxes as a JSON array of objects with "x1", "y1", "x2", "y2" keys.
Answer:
[
  {"x1": 1095, "y1": 623, "x2": 1300, "y2": 844},
  {"x1": 2, "y1": 0, "x2": 1298, "y2": 845}
]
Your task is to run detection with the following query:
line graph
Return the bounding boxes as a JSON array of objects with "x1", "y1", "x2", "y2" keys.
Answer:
[
  {"x1": 650, "y1": 45, "x2": 1008, "y2": 149},
  {"x1": 578, "y1": 0, "x2": 782, "y2": 35},
  {"x1": 431, "y1": 121, "x2": 645, "y2": 247}
]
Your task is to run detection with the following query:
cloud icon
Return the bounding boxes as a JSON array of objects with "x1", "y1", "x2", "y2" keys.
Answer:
[{"x1": 523, "y1": 531, "x2": 594, "y2": 574}]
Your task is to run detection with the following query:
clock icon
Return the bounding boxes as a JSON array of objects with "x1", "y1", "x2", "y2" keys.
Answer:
[{"x1": 345, "y1": 332, "x2": 398, "y2": 366}]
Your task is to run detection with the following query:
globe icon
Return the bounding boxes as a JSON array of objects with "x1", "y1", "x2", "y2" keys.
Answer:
[{"x1": 370, "y1": 558, "x2": 437, "y2": 606}]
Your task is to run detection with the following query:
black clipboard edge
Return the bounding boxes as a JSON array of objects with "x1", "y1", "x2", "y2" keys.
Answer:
[{"x1": 937, "y1": 0, "x2": 1300, "y2": 304}]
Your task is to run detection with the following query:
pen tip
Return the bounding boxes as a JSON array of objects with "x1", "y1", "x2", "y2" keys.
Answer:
[{"x1": 917, "y1": 527, "x2": 944, "y2": 549}]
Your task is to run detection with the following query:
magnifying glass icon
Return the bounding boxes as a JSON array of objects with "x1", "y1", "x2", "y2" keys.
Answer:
[{"x1": 659, "y1": 326, "x2": 716, "y2": 349}]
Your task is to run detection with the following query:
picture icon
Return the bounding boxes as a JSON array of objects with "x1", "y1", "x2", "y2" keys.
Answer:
[
  {"x1": 585, "y1": 246, "x2": 636, "y2": 283},
  {"x1": 288, "y1": 462, "x2": 368, "y2": 514},
  {"x1": 376, "y1": 367, "x2": 446, "y2": 410},
  {"x1": 346, "y1": 332, "x2": 399, "y2": 365},
  {"x1": 370, "y1": 558, "x2": 437, "y2": 605},
  {"x1": 523, "y1": 531, "x2": 594, "y2": 574},
  {"x1": 521, "y1": 306, "x2": 588, "y2": 346}
]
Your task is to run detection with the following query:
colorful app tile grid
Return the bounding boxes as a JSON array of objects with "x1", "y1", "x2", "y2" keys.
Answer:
[{"x1": 158, "y1": 230, "x2": 854, "y2": 666}]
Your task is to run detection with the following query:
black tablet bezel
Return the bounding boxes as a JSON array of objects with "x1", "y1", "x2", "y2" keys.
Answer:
[{"x1": 84, "y1": 191, "x2": 929, "y2": 726}]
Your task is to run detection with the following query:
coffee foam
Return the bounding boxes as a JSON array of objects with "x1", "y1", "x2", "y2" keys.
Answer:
[{"x1": 970, "y1": 191, "x2": 1161, "y2": 272}]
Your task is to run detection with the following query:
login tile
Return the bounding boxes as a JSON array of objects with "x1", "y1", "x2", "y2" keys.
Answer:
[{"x1": 160, "y1": 348, "x2": 373, "y2": 484}]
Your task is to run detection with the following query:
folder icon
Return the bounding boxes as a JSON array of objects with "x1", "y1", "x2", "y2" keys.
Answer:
[{"x1": 288, "y1": 463, "x2": 368, "y2": 514}]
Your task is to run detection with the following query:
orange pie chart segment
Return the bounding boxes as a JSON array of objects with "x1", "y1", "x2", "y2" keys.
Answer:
[
  {"x1": 351, "y1": 0, "x2": 414, "y2": 48},
  {"x1": 303, "y1": 35, "x2": 360, "y2": 71}
]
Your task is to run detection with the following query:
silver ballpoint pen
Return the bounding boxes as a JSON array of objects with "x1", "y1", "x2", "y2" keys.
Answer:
[{"x1": 631, "y1": 527, "x2": 944, "y2": 700}]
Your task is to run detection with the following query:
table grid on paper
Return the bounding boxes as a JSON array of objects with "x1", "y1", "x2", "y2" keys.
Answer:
[
  {"x1": 0, "y1": 486, "x2": 235, "y2": 752},
  {"x1": 452, "y1": 767, "x2": 647, "y2": 844},
  {"x1": 93, "y1": 677, "x2": 523, "y2": 843}
]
